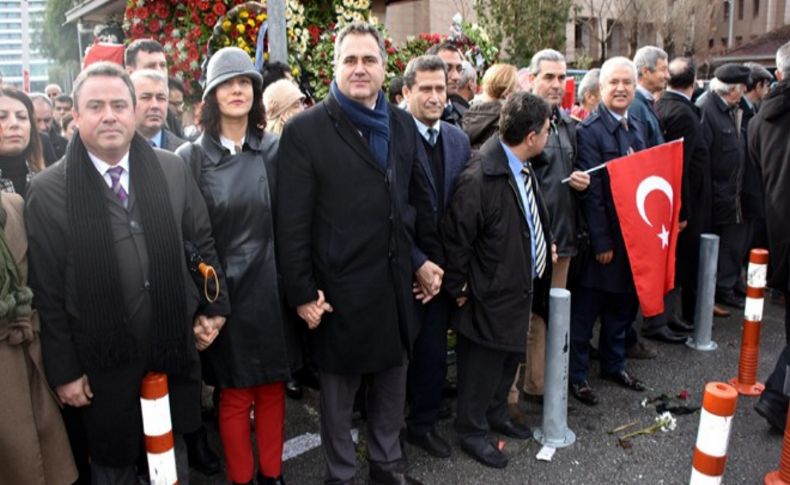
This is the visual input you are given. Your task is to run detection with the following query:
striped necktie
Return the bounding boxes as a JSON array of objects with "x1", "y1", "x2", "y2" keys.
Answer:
[
  {"x1": 521, "y1": 165, "x2": 546, "y2": 278},
  {"x1": 427, "y1": 128, "x2": 437, "y2": 146},
  {"x1": 107, "y1": 166, "x2": 129, "y2": 208}
]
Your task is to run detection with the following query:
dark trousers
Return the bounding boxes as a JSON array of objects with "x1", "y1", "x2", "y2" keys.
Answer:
[
  {"x1": 406, "y1": 294, "x2": 450, "y2": 435},
  {"x1": 715, "y1": 222, "x2": 751, "y2": 294},
  {"x1": 319, "y1": 359, "x2": 408, "y2": 485},
  {"x1": 762, "y1": 292, "x2": 790, "y2": 405},
  {"x1": 90, "y1": 434, "x2": 188, "y2": 484},
  {"x1": 454, "y1": 334, "x2": 521, "y2": 441},
  {"x1": 677, "y1": 223, "x2": 702, "y2": 321},
  {"x1": 570, "y1": 287, "x2": 639, "y2": 383}
]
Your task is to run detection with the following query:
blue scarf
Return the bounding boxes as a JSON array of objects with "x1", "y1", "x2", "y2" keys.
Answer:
[{"x1": 331, "y1": 80, "x2": 390, "y2": 169}]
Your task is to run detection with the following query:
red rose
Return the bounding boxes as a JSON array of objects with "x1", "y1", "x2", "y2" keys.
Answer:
[
  {"x1": 386, "y1": 47, "x2": 395, "y2": 55},
  {"x1": 132, "y1": 23, "x2": 146, "y2": 36},
  {"x1": 212, "y1": 2, "x2": 226, "y2": 16},
  {"x1": 148, "y1": 19, "x2": 160, "y2": 32},
  {"x1": 187, "y1": 0, "x2": 198, "y2": 8},
  {"x1": 191, "y1": 26, "x2": 202, "y2": 39},
  {"x1": 198, "y1": 0, "x2": 210, "y2": 11},
  {"x1": 322, "y1": 78, "x2": 331, "y2": 85},
  {"x1": 164, "y1": 24, "x2": 174, "y2": 36},
  {"x1": 205, "y1": 13, "x2": 217, "y2": 26},
  {"x1": 135, "y1": 7, "x2": 148, "y2": 18},
  {"x1": 155, "y1": 3, "x2": 169, "y2": 19}
]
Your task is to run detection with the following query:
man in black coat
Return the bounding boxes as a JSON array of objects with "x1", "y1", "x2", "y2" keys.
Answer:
[
  {"x1": 443, "y1": 92, "x2": 553, "y2": 469},
  {"x1": 401, "y1": 55, "x2": 471, "y2": 459},
  {"x1": 276, "y1": 22, "x2": 423, "y2": 485},
  {"x1": 697, "y1": 63, "x2": 752, "y2": 310},
  {"x1": 750, "y1": 41, "x2": 790, "y2": 431},
  {"x1": 570, "y1": 57, "x2": 648, "y2": 407},
  {"x1": 131, "y1": 69, "x2": 187, "y2": 152},
  {"x1": 26, "y1": 62, "x2": 229, "y2": 483},
  {"x1": 655, "y1": 57, "x2": 712, "y2": 327},
  {"x1": 427, "y1": 42, "x2": 466, "y2": 127}
]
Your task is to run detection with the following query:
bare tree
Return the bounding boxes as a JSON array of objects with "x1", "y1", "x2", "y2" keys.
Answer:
[{"x1": 573, "y1": 0, "x2": 621, "y2": 63}]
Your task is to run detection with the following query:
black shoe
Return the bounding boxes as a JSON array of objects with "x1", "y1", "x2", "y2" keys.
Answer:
[
  {"x1": 257, "y1": 474, "x2": 286, "y2": 485},
  {"x1": 625, "y1": 340, "x2": 658, "y2": 359},
  {"x1": 570, "y1": 381, "x2": 598, "y2": 406},
  {"x1": 668, "y1": 316, "x2": 694, "y2": 333},
  {"x1": 285, "y1": 379, "x2": 303, "y2": 400},
  {"x1": 755, "y1": 397, "x2": 787, "y2": 432},
  {"x1": 459, "y1": 438, "x2": 508, "y2": 469},
  {"x1": 602, "y1": 369, "x2": 646, "y2": 391},
  {"x1": 185, "y1": 426, "x2": 221, "y2": 476},
  {"x1": 716, "y1": 291, "x2": 745, "y2": 309},
  {"x1": 369, "y1": 462, "x2": 423, "y2": 485},
  {"x1": 490, "y1": 419, "x2": 531, "y2": 440},
  {"x1": 643, "y1": 327, "x2": 687, "y2": 344},
  {"x1": 405, "y1": 429, "x2": 451, "y2": 458}
]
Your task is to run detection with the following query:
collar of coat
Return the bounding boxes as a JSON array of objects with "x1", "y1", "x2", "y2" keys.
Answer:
[
  {"x1": 478, "y1": 135, "x2": 515, "y2": 177},
  {"x1": 594, "y1": 102, "x2": 636, "y2": 134},
  {"x1": 197, "y1": 128, "x2": 263, "y2": 165}
]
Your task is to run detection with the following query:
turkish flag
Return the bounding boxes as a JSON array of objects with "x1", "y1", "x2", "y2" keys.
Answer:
[{"x1": 607, "y1": 140, "x2": 684, "y2": 317}]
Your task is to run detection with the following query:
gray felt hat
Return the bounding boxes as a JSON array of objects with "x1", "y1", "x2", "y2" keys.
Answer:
[{"x1": 203, "y1": 47, "x2": 263, "y2": 101}]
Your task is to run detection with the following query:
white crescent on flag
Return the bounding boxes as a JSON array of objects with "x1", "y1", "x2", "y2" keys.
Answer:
[{"x1": 635, "y1": 176, "x2": 673, "y2": 249}]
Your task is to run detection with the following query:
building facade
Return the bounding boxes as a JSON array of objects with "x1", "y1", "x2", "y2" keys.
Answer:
[{"x1": 0, "y1": 0, "x2": 53, "y2": 91}]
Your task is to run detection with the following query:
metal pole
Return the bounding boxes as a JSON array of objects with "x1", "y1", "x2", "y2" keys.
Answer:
[
  {"x1": 687, "y1": 234, "x2": 719, "y2": 351},
  {"x1": 267, "y1": 0, "x2": 288, "y2": 64},
  {"x1": 727, "y1": 0, "x2": 735, "y2": 48},
  {"x1": 533, "y1": 288, "x2": 576, "y2": 448}
]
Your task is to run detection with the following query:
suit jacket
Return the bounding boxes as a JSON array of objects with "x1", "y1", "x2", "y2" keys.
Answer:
[
  {"x1": 575, "y1": 104, "x2": 646, "y2": 293},
  {"x1": 25, "y1": 147, "x2": 228, "y2": 465},
  {"x1": 655, "y1": 90, "x2": 709, "y2": 228},
  {"x1": 410, "y1": 120, "x2": 471, "y2": 268},
  {"x1": 161, "y1": 128, "x2": 187, "y2": 152},
  {"x1": 275, "y1": 92, "x2": 418, "y2": 374},
  {"x1": 443, "y1": 135, "x2": 552, "y2": 352},
  {"x1": 698, "y1": 91, "x2": 746, "y2": 225},
  {"x1": 628, "y1": 89, "x2": 664, "y2": 148}
]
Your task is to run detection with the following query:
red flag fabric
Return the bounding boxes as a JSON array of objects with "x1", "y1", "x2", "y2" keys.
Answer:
[
  {"x1": 606, "y1": 140, "x2": 684, "y2": 317},
  {"x1": 562, "y1": 77, "x2": 575, "y2": 111},
  {"x1": 83, "y1": 43, "x2": 125, "y2": 69}
]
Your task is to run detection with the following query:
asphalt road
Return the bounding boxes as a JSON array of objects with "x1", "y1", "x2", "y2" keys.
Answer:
[{"x1": 193, "y1": 297, "x2": 786, "y2": 485}]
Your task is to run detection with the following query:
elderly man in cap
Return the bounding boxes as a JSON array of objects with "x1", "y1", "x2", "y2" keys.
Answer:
[{"x1": 697, "y1": 63, "x2": 752, "y2": 310}]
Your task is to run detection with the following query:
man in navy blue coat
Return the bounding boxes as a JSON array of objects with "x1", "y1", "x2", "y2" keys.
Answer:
[
  {"x1": 401, "y1": 54, "x2": 472, "y2": 459},
  {"x1": 570, "y1": 57, "x2": 648, "y2": 406}
]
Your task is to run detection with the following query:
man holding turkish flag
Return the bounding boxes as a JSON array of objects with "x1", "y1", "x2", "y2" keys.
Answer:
[{"x1": 607, "y1": 139, "x2": 684, "y2": 317}]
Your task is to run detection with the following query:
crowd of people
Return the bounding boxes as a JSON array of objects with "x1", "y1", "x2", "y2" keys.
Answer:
[{"x1": 1, "y1": 19, "x2": 789, "y2": 485}]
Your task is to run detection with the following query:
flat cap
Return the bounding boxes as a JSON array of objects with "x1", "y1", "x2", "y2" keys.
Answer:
[{"x1": 714, "y1": 63, "x2": 751, "y2": 84}]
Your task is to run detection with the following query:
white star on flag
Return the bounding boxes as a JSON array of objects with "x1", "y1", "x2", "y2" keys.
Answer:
[{"x1": 658, "y1": 224, "x2": 670, "y2": 249}]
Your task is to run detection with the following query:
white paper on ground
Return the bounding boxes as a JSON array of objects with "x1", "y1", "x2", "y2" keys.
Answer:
[{"x1": 536, "y1": 445, "x2": 556, "y2": 461}]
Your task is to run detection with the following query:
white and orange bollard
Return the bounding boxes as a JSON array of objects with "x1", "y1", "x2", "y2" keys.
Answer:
[
  {"x1": 729, "y1": 248, "x2": 769, "y2": 396},
  {"x1": 140, "y1": 372, "x2": 178, "y2": 485},
  {"x1": 689, "y1": 382, "x2": 738, "y2": 485},
  {"x1": 765, "y1": 403, "x2": 790, "y2": 484}
]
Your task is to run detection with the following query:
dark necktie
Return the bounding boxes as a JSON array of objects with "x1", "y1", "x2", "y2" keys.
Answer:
[
  {"x1": 107, "y1": 166, "x2": 128, "y2": 208},
  {"x1": 620, "y1": 117, "x2": 629, "y2": 132},
  {"x1": 521, "y1": 165, "x2": 546, "y2": 278},
  {"x1": 427, "y1": 128, "x2": 437, "y2": 146}
]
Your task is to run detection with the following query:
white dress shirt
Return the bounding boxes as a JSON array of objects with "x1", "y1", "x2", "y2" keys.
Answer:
[{"x1": 88, "y1": 151, "x2": 131, "y2": 193}]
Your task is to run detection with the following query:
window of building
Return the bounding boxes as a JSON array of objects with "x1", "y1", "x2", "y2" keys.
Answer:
[
  {"x1": 721, "y1": 37, "x2": 728, "y2": 47},
  {"x1": 724, "y1": 1, "x2": 730, "y2": 20},
  {"x1": 709, "y1": 38, "x2": 715, "y2": 49},
  {"x1": 735, "y1": 35, "x2": 743, "y2": 46},
  {"x1": 738, "y1": 0, "x2": 744, "y2": 19},
  {"x1": 753, "y1": 0, "x2": 760, "y2": 16}
]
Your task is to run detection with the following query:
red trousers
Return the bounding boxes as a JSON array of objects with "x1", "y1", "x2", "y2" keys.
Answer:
[{"x1": 219, "y1": 383, "x2": 285, "y2": 482}]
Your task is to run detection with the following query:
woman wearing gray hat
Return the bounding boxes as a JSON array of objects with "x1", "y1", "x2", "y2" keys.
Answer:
[{"x1": 176, "y1": 47, "x2": 299, "y2": 485}]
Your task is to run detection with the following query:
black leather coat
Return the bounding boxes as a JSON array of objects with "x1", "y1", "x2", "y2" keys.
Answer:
[
  {"x1": 177, "y1": 130, "x2": 300, "y2": 388},
  {"x1": 532, "y1": 109, "x2": 581, "y2": 257}
]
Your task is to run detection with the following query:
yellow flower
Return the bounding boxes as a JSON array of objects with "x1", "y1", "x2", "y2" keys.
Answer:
[
  {"x1": 264, "y1": 52, "x2": 270, "y2": 61},
  {"x1": 237, "y1": 24, "x2": 246, "y2": 34},
  {"x1": 222, "y1": 20, "x2": 232, "y2": 32},
  {"x1": 224, "y1": 38, "x2": 231, "y2": 46},
  {"x1": 237, "y1": 38, "x2": 247, "y2": 48},
  {"x1": 240, "y1": 10, "x2": 249, "y2": 19},
  {"x1": 248, "y1": 19, "x2": 255, "y2": 27},
  {"x1": 257, "y1": 13, "x2": 266, "y2": 22}
]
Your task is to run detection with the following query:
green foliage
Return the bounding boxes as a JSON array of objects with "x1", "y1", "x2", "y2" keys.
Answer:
[
  {"x1": 474, "y1": 0, "x2": 573, "y2": 67},
  {"x1": 39, "y1": 0, "x2": 81, "y2": 64}
]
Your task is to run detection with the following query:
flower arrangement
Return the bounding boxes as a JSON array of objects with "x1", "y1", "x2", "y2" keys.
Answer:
[{"x1": 209, "y1": 2, "x2": 269, "y2": 58}]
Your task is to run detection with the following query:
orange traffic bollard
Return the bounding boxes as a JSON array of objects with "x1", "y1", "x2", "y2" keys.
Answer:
[
  {"x1": 765, "y1": 403, "x2": 790, "y2": 485},
  {"x1": 729, "y1": 249, "x2": 769, "y2": 396},
  {"x1": 140, "y1": 372, "x2": 178, "y2": 485},
  {"x1": 689, "y1": 382, "x2": 738, "y2": 485}
]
